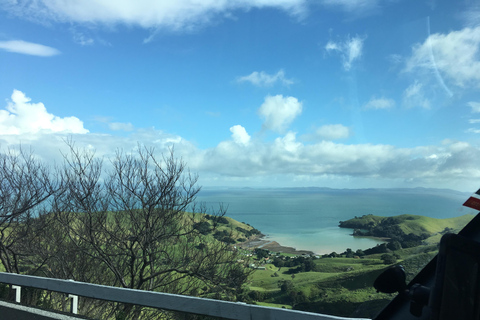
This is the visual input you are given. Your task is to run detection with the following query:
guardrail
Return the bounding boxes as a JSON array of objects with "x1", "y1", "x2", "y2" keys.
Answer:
[{"x1": 0, "y1": 272, "x2": 369, "y2": 320}]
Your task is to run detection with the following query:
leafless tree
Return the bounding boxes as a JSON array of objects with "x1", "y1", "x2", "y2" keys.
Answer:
[
  {"x1": 0, "y1": 148, "x2": 60, "y2": 274},
  {"x1": 51, "y1": 143, "x2": 252, "y2": 319}
]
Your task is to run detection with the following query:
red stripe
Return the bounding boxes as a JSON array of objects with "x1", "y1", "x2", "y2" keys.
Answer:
[{"x1": 463, "y1": 197, "x2": 480, "y2": 211}]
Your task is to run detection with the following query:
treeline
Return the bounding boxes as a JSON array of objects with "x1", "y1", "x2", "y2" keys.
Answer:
[{"x1": 0, "y1": 143, "x2": 252, "y2": 319}]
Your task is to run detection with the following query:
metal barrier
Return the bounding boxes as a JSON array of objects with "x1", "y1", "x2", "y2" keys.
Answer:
[{"x1": 0, "y1": 272, "x2": 369, "y2": 320}]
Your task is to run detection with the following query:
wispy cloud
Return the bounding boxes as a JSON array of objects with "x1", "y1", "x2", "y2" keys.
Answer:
[
  {"x1": 405, "y1": 26, "x2": 480, "y2": 89},
  {"x1": 4, "y1": 0, "x2": 308, "y2": 33},
  {"x1": 322, "y1": 0, "x2": 380, "y2": 13},
  {"x1": 468, "y1": 101, "x2": 480, "y2": 113},
  {"x1": 0, "y1": 40, "x2": 60, "y2": 56},
  {"x1": 325, "y1": 35, "x2": 366, "y2": 71},
  {"x1": 403, "y1": 81, "x2": 430, "y2": 109},
  {"x1": 237, "y1": 70, "x2": 294, "y2": 87},
  {"x1": 109, "y1": 122, "x2": 134, "y2": 131},
  {"x1": 73, "y1": 33, "x2": 94, "y2": 46},
  {"x1": 363, "y1": 97, "x2": 395, "y2": 110},
  {"x1": 315, "y1": 124, "x2": 351, "y2": 140},
  {"x1": 467, "y1": 128, "x2": 480, "y2": 134}
]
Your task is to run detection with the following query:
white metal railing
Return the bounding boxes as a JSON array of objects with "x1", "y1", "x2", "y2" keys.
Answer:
[{"x1": 0, "y1": 272, "x2": 369, "y2": 320}]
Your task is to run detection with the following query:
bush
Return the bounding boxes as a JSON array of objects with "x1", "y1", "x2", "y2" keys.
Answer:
[
  {"x1": 193, "y1": 221, "x2": 211, "y2": 235},
  {"x1": 381, "y1": 253, "x2": 397, "y2": 265}
]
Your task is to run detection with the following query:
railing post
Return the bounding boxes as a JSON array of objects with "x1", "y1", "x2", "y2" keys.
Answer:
[
  {"x1": 68, "y1": 294, "x2": 78, "y2": 314},
  {"x1": 12, "y1": 285, "x2": 21, "y2": 303}
]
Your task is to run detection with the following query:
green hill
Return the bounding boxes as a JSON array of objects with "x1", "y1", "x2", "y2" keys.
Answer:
[
  {"x1": 244, "y1": 213, "x2": 477, "y2": 318},
  {"x1": 339, "y1": 214, "x2": 474, "y2": 245}
]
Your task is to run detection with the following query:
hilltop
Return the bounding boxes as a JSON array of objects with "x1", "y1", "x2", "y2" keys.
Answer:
[{"x1": 339, "y1": 214, "x2": 474, "y2": 248}]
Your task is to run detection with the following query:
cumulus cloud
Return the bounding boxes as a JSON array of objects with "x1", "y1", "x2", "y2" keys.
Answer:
[
  {"x1": 325, "y1": 35, "x2": 365, "y2": 71},
  {"x1": 0, "y1": 40, "x2": 60, "y2": 56},
  {"x1": 4, "y1": 0, "x2": 307, "y2": 32},
  {"x1": 258, "y1": 95, "x2": 302, "y2": 133},
  {"x1": 0, "y1": 90, "x2": 88, "y2": 135},
  {"x1": 0, "y1": 91, "x2": 478, "y2": 190},
  {"x1": 468, "y1": 101, "x2": 480, "y2": 113},
  {"x1": 274, "y1": 131, "x2": 301, "y2": 153},
  {"x1": 403, "y1": 81, "x2": 430, "y2": 109},
  {"x1": 405, "y1": 26, "x2": 480, "y2": 88},
  {"x1": 109, "y1": 122, "x2": 134, "y2": 131},
  {"x1": 230, "y1": 125, "x2": 250, "y2": 146},
  {"x1": 315, "y1": 124, "x2": 351, "y2": 140},
  {"x1": 363, "y1": 97, "x2": 395, "y2": 110},
  {"x1": 199, "y1": 129, "x2": 480, "y2": 190},
  {"x1": 237, "y1": 70, "x2": 294, "y2": 87},
  {"x1": 0, "y1": 111, "x2": 479, "y2": 190}
]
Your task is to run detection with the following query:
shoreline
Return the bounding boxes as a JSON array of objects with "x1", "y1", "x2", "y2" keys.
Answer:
[
  {"x1": 238, "y1": 235, "x2": 315, "y2": 256},
  {"x1": 238, "y1": 231, "x2": 389, "y2": 256}
]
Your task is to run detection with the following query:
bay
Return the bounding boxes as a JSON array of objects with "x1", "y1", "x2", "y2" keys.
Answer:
[{"x1": 195, "y1": 187, "x2": 474, "y2": 254}]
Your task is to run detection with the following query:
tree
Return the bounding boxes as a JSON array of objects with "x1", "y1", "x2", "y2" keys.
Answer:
[
  {"x1": 0, "y1": 144, "x2": 252, "y2": 319},
  {"x1": 254, "y1": 248, "x2": 269, "y2": 260},
  {"x1": 0, "y1": 148, "x2": 60, "y2": 274},
  {"x1": 355, "y1": 249, "x2": 365, "y2": 257},
  {"x1": 344, "y1": 248, "x2": 354, "y2": 258},
  {"x1": 48, "y1": 143, "x2": 252, "y2": 319}
]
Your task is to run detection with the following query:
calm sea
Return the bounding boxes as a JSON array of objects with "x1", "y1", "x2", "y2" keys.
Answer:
[{"x1": 195, "y1": 188, "x2": 475, "y2": 254}]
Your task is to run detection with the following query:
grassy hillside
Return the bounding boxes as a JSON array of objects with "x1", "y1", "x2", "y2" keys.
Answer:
[
  {"x1": 340, "y1": 214, "x2": 473, "y2": 240},
  {"x1": 245, "y1": 213, "x2": 476, "y2": 318},
  {"x1": 246, "y1": 245, "x2": 440, "y2": 318}
]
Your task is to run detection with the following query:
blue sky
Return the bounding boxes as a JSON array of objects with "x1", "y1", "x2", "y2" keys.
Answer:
[{"x1": 0, "y1": 0, "x2": 480, "y2": 191}]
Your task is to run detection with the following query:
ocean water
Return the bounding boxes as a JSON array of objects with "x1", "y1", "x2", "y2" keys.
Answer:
[{"x1": 195, "y1": 188, "x2": 474, "y2": 254}]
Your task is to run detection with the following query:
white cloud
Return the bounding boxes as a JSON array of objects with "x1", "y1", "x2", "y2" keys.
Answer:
[
  {"x1": 403, "y1": 81, "x2": 430, "y2": 109},
  {"x1": 0, "y1": 114, "x2": 479, "y2": 190},
  {"x1": 315, "y1": 124, "x2": 351, "y2": 140},
  {"x1": 460, "y1": 6, "x2": 480, "y2": 28},
  {"x1": 258, "y1": 95, "x2": 303, "y2": 133},
  {"x1": 325, "y1": 35, "x2": 365, "y2": 71},
  {"x1": 469, "y1": 119, "x2": 480, "y2": 124},
  {"x1": 274, "y1": 131, "x2": 301, "y2": 153},
  {"x1": 199, "y1": 131, "x2": 480, "y2": 190},
  {"x1": 0, "y1": 91, "x2": 479, "y2": 190},
  {"x1": 237, "y1": 70, "x2": 294, "y2": 87},
  {"x1": 5, "y1": 0, "x2": 307, "y2": 32},
  {"x1": 230, "y1": 125, "x2": 250, "y2": 146},
  {"x1": 468, "y1": 102, "x2": 480, "y2": 113},
  {"x1": 73, "y1": 33, "x2": 94, "y2": 46},
  {"x1": 363, "y1": 97, "x2": 395, "y2": 110},
  {"x1": 0, "y1": 90, "x2": 88, "y2": 135},
  {"x1": 109, "y1": 122, "x2": 134, "y2": 131},
  {"x1": 322, "y1": 0, "x2": 380, "y2": 13},
  {"x1": 405, "y1": 26, "x2": 480, "y2": 88},
  {"x1": 467, "y1": 128, "x2": 480, "y2": 134},
  {"x1": 0, "y1": 40, "x2": 60, "y2": 56}
]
